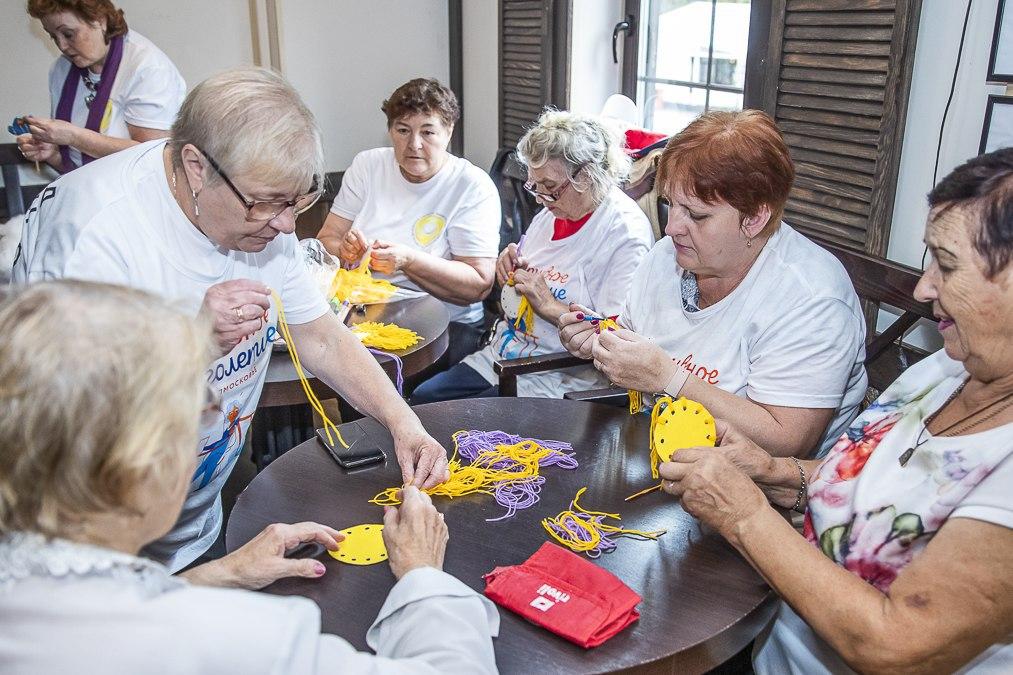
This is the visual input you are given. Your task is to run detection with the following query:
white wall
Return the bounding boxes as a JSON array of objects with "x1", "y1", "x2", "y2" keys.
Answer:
[
  {"x1": 568, "y1": 0, "x2": 624, "y2": 116},
  {"x1": 277, "y1": 0, "x2": 449, "y2": 172},
  {"x1": 462, "y1": 0, "x2": 499, "y2": 171},
  {"x1": 882, "y1": 0, "x2": 1003, "y2": 350}
]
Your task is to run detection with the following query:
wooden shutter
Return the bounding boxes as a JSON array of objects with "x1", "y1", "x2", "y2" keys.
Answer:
[
  {"x1": 499, "y1": 0, "x2": 571, "y2": 149},
  {"x1": 759, "y1": 0, "x2": 922, "y2": 255}
]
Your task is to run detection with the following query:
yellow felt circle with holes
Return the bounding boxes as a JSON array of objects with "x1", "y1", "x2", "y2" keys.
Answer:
[
  {"x1": 328, "y1": 524, "x2": 387, "y2": 565},
  {"x1": 413, "y1": 214, "x2": 446, "y2": 246},
  {"x1": 652, "y1": 397, "x2": 716, "y2": 462}
]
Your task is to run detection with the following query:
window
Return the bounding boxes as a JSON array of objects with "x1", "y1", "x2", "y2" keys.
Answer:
[{"x1": 631, "y1": 0, "x2": 752, "y2": 133}]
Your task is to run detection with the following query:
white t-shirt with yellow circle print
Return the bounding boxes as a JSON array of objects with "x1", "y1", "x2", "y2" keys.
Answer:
[{"x1": 329, "y1": 147, "x2": 501, "y2": 323}]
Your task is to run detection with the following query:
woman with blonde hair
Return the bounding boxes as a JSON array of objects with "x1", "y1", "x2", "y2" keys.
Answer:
[
  {"x1": 13, "y1": 67, "x2": 449, "y2": 572},
  {"x1": 412, "y1": 108, "x2": 654, "y2": 401},
  {"x1": 0, "y1": 280, "x2": 498, "y2": 673},
  {"x1": 17, "y1": 0, "x2": 185, "y2": 172}
]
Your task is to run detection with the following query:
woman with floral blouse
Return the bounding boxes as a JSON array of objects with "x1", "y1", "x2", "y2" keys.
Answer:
[{"x1": 659, "y1": 148, "x2": 1013, "y2": 673}]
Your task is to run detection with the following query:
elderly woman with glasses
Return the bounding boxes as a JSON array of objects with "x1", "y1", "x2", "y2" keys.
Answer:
[
  {"x1": 317, "y1": 78, "x2": 501, "y2": 368},
  {"x1": 17, "y1": 0, "x2": 185, "y2": 173},
  {"x1": 411, "y1": 108, "x2": 654, "y2": 402},
  {"x1": 0, "y1": 280, "x2": 498, "y2": 673},
  {"x1": 12, "y1": 67, "x2": 450, "y2": 575},
  {"x1": 558, "y1": 110, "x2": 867, "y2": 459},
  {"x1": 657, "y1": 149, "x2": 1013, "y2": 674}
]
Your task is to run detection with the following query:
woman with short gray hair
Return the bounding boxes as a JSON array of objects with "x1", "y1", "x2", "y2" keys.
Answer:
[
  {"x1": 412, "y1": 108, "x2": 654, "y2": 402},
  {"x1": 0, "y1": 280, "x2": 498, "y2": 673},
  {"x1": 12, "y1": 67, "x2": 450, "y2": 574}
]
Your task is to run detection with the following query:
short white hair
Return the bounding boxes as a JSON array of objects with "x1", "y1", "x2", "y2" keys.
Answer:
[
  {"x1": 0, "y1": 281, "x2": 213, "y2": 538},
  {"x1": 516, "y1": 108, "x2": 631, "y2": 204},
  {"x1": 170, "y1": 66, "x2": 324, "y2": 195}
]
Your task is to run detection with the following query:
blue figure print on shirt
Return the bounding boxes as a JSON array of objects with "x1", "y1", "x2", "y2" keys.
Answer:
[
  {"x1": 194, "y1": 403, "x2": 253, "y2": 489},
  {"x1": 497, "y1": 319, "x2": 540, "y2": 361}
]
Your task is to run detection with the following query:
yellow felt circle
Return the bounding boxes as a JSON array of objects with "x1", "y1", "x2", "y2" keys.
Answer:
[
  {"x1": 652, "y1": 397, "x2": 716, "y2": 462},
  {"x1": 328, "y1": 524, "x2": 387, "y2": 565},
  {"x1": 413, "y1": 214, "x2": 447, "y2": 246}
]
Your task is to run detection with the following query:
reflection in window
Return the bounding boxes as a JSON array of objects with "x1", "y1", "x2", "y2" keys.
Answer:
[{"x1": 636, "y1": 0, "x2": 750, "y2": 133}]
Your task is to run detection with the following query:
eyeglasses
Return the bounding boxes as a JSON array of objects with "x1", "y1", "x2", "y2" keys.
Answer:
[
  {"x1": 522, "y1": 164, "x2": 586, "y2": 203},
  {"x1": 200, "y1": 149, "x2": 323, "y2": 222}
]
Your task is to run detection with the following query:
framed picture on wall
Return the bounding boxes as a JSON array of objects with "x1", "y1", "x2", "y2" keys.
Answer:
[
  {"x1": 980, "y1": 95, "x2": 1013, "y2": 154},
  {"x1": 989, "y1": 0, "x2": 1013, "y2": 82}
]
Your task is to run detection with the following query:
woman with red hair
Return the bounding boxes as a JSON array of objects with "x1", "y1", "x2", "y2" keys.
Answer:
[
  {"x1": 559, "y1": 110, "x2": 866, "y2": 459},
  {"x1": 16, "y1": 0, "x2": 184, "y2": 172}
]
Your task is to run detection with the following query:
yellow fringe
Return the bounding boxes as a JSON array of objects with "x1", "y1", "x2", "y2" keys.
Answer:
[
  {"x1": 369, "y1": 432, "x2": 556, "y2": 505},
  {"x1": 513, "y1": 296, "x2": 535, "y2": 331},
  {"x1": 648, "y1": 395, "x2": 674, "y2": 479},
  {"x1": 272, "y1": 290, "x2": 348, "y2": 449},
  {"x1": 351, "y1": 321, "x2": 422, "y2": 351},
  {"x1": 329, "y1": 260, "x2": 397, "y2": 305},
  {"x1": 541, "y1": 487, "x2": 666, "y2": 554}
]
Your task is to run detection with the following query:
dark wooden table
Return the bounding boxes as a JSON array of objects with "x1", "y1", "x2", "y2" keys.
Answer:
[
  {"x1": 259, "y1": 294, "x2": 449, "y2": 407},
  {"x1": 226, "y1": 398, "x2": 776, "y2": 674}
]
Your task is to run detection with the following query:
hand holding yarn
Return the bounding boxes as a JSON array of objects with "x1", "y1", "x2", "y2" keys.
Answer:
[
  {"x1": 495, "y1": 242, "x2": 528, "y2": 286},
  {"x1": 382, "y1": 486, "x2": 449, "y2": 580},
  {"x1": 199, "y1": 279, "x2": 271, "y2": 356},
  {"x1": 659, "y1": 448, "x2": 769, "y2": 542},
  {"x1": 558, "y1": 303, "x2": 601, "y2": 359},
  {"x1": 369, "y1": 239, "x2": 416, "y2": 274},
  {"x1": 16, "y1": 132, "x2": 57, "y2": 163},
  {"x1": 592, "y1": 327, "x2": 678, "y2": 393},
  {"x1": 393, "y1": 425, "x2": 451, "y2": 490},
  {"x1": 336, "y1": 228, "x2": 370, "y2": 265}
]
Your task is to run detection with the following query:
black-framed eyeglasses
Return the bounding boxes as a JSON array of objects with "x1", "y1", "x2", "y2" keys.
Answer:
[
  {"x1": 200, "y1": 149, "x2": 323, "y2": 222},
  {"x1": 523, "y1": 164, "x2": 587, "y2": 203}
]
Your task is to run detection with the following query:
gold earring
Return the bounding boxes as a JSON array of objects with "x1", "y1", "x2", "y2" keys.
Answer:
[{"x1": 746, "y1": 237, "x2": 752, "y2": 248}]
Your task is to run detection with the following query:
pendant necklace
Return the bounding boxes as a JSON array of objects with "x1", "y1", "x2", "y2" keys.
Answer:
[{"x1": 899, "y1": 379, "x2": 1013, "y2": 466}]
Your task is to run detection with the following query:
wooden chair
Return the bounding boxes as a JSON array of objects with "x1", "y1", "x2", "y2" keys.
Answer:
[{"x1": 0, "y1": 143, "x2": 50, "y2": 221}]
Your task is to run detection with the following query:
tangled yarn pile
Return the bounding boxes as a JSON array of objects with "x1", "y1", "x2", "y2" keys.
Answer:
[{"x1": 542, "y1": 487, "x2": 666, "y2": 558}]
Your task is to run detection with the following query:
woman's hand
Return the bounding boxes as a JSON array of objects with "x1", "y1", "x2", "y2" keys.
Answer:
[
  {"x1": 392, "y1": 425, "x2": 450, "y2": 489},
  {"x1": 24, "y1": 115, "x2": 79, "y2": 147},
  {"x1": 336, "y1": 228, "x2": 369, "y2": 266},
  {"x1": 495, "y1": 242, "x2": 527, "y2": 286},
  {"x1": 16, "y1": 133, "x2": 58, "y2": 163},
  {"x1": 658, "y1": 448, "x2": 770, "y2": 542},
  {"x1": 182, "y1": 522, "x2": 344, "y2": 590},
  {"x1": 710, "y1": 419, "x2": 778, "y2": 483},
  {"x1": 512, "y1": 268, "x2": 554, "y2": 313},
  {"x1": 370, "y1": 240, "x2": 416, "y2": 274},
  {"x1": 198, "y1": 279, "x2": 272, "y2": 357},
  {"x1": 558, "y1": 303, "x2": 599, "y2": 359},
  {"x1": 591, "y1": 327, "x2": 677, "y2": 392},
  {"x1": 382, "y1": 486, "x2": 449, "y2": 580}
]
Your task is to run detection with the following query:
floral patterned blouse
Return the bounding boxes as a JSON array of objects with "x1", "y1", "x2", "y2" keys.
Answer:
[{"x1": 754, "y1": 348, "x2": 1013, "y2": 674}]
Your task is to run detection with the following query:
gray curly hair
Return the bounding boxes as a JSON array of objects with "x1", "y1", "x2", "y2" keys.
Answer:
[{"x1": 516, "y1": 109, "x2": 631, "y2": 205}]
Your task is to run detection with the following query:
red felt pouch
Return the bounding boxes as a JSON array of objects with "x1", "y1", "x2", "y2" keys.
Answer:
[{"x1": 483, "y1": 542, "x2": 641, "y2": 648}]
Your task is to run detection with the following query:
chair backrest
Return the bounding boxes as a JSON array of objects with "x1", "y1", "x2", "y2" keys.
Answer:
[
  {"x1": 1, "y1": 143, "x2": 33, "y2": 220},
  {"x1": 622, "y1": 140, "x2": 669, "y2": 241}
]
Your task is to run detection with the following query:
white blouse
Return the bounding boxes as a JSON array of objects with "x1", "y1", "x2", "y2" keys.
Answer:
[{"x1": 0, "y1": 533, "x2": 499, "y2": 674}]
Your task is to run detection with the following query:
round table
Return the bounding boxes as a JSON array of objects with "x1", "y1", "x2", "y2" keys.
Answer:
[
  {"x1": 226, "y1": 398, "x2": 777, "y2": 674},
  {"x1": 259, "y1": 294, "x2": 449, "y2": 407}
]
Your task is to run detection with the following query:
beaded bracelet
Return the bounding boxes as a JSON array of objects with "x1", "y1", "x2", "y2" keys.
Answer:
[{"x1": 789, "y1": 457, "x2": 807, "y2": 512}]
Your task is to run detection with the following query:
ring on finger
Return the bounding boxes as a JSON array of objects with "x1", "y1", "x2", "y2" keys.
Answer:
[{"x1": 234, "y1": 306, "x2": 244, "y2": 322}]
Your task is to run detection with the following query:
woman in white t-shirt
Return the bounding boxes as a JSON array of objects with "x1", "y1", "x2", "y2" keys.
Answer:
[
  {"x1": 317, "y1": 78, "x2": 501, "y2": 364},
  {"x1": 559, "y1": 110, "x2": 867, "y2": 458},
  {"x1": 412, "y1": 109, "x2": 654, "y2": 402},
  {"x1": 16, "y1": 0, "x2": 185, "y2": 173},
  {"x1": 658, "y1": 149, "x2": 1013, "y2": 673}
]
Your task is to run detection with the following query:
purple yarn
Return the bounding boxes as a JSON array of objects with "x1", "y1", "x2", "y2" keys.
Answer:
[
  {"x1": 545, "y1": 512, "x2": 618, "y2": 558},
  {"x1": 487, "y1": 476, "x2": 544, "y2": 522},
  {"x1": 454, "y1": 429, "x2": 578, "y2": 469},
  {"x1": 368, "y1": 348, "x2": 404, "y2": 395}
]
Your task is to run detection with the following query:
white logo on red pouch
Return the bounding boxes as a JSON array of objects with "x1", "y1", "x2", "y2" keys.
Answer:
[{"x1": 529, "y1": 583, "x2": 571, "y2": 612}]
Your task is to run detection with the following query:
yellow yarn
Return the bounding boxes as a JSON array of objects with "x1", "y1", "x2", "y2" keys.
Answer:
[
  {"x1": 369, "y1": 432, "x2": 555, "y2": 505},
  {"x1": 272, "y1": 290, "x2": 348, "y2": 449},
  {"x1": 541, "y1": 487, "x2": 666, "y2": 554},
  {"x1": 351, "y1": 321, "x2": 422, "y2": 351},
  {"x1": 513, "y1": 295, "x2": 535, "y2": 331},
  {"x1": 594, "y1": 317, "x2": 642, "y2": 414},
  {"x1": 328, "y1": 260, "x2": 397, "y2": 304},
  {"x1": 648, "y1": 395, "x2": 716, "y2": 478}
]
